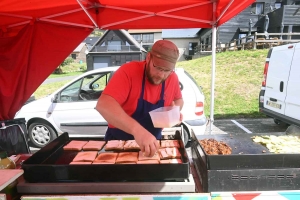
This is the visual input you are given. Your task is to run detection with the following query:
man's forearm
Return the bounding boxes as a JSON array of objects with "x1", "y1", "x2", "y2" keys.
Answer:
[
  {"x1": 96, "y1": 94, "x2": 144, "y2": 136},
  {"x1": 174, "y1": 98, "x2": 184, "y2": 110}
]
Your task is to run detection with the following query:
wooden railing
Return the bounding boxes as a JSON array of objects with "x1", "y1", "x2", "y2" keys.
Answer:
[{"x1": 196, "y1": 32, "x2": 300, "y2": 53}]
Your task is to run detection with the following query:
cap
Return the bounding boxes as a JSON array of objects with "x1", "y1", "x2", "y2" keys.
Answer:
[{"x1": 150, "y1": 40, "x2": 179, "y2": 69}]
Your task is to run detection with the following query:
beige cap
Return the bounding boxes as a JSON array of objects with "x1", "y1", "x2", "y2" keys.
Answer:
[{"x1": 150, "y1": 40, "x2": 179, "y2": 69}]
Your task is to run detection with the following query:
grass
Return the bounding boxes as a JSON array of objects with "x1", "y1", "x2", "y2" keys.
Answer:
[
  {"x1": 48, "y1": 63, "x2": 87, "y2": 78},
  {"x1": 34, "y1": 49, "x2": 269, "y2": 119},
  {"x1": 177, "y1": 49, "x2": 269, "y2": 119},
  {"x1": 34, "y1": 80, "x2": 70, "y2": 99}
]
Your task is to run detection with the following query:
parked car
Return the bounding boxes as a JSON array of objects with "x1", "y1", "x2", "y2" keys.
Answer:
[
  {"x1": 259, "y1": 42, "x2": 300, "y2": 126},
  {"x1": 25, "y1": 94, "x2": 35, "y2": 105},
  {"x1": 15, "y1": 66, "x2": 206, "y2": 148}
]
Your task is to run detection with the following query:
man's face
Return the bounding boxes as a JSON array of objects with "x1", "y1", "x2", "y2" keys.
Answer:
[{"x1": 145, "y1": 56, "x2": 174, "y2": 85}]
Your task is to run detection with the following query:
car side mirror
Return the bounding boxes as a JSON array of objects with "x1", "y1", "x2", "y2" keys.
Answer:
[
  {"x1": 92, "y1": 84, "x2": 99, "y2": 89},
  {"x1": 51, "y1": 94, "x2": 58, "y2": 103}
]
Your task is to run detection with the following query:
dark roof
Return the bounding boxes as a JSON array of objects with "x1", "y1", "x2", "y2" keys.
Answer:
[{"x1": 84, "y1": 37, "x2": 100, "y2": 46}]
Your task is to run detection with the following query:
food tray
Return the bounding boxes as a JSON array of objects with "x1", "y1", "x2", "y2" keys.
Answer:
[
  {"x1": 22, "y1": 132, "x2": 190, "y2": 183},
  {"x1": 191, "y1": 132, "x2": 300, "y2": 192},
  {"x1": 192, "y1": 133, "x2": 300, "y2": 170}
]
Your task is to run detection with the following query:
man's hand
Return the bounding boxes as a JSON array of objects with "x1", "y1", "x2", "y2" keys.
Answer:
[{"x1": 134, "y1": 131, "x2": 159, "y2": 157}]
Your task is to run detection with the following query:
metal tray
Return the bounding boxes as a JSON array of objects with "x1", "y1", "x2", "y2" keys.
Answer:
[
  {"x1": 22, "y1": 132, "x2": 190, "y2": 183},
  {"x1": 192, "y1": 133, "x2": 300, "y2": 170},
  {"x1": 191, "y1": 132, "x2": 300, "y2": 192}
]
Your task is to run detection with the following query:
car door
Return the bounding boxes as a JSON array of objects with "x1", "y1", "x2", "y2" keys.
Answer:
[
  {"x1": 263, "y1": 45, "x2": 294, "y2": 114},
  {"x1": 284, "y1": 43, "x2": 300, "y2": 120},
  {"x1": 51, "y1": 71, "x2": 114, "y2": 138}
]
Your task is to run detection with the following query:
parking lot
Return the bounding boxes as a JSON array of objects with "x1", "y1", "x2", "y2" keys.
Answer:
[{"x1": 205, "y1": 117, "x2": 288, "y2": 136}]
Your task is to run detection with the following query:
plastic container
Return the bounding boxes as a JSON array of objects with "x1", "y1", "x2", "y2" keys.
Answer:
[
  {"x1": 149, "y1": 106, "x2": 180, "y2": 128},
  {"x1": 0, "y1": 151, "x2": 16, "y2": 169}
]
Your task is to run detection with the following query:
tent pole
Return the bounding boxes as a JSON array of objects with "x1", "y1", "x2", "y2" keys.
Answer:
[{"x1": 209, "y1": 25, "x2": 217, "y2": 134}]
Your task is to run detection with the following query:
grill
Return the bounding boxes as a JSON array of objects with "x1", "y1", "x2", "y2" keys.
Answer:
[
  {"x1": 22, "y1": 132, "x2": 190, "y2": 183},
  {"x1": 191, "y1": 132, "x2": 300, "y2": 192}
]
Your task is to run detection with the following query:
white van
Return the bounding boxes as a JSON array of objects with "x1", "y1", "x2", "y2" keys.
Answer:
[{"x1": 259, "y1": 42, "x2": 300, "y2": 126}]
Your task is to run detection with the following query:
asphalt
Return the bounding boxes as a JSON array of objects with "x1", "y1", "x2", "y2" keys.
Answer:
[{"x1": 42, "y1": 75, "x2": 79, "y2": 85}]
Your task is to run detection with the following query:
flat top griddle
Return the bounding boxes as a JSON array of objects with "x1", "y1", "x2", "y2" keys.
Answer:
[
  {"x1": 191, "y1": 133, "x2": 300, "y2": 170},
  {"x1": 22, "y1": 132, "x2": 190, "y2": 183}
]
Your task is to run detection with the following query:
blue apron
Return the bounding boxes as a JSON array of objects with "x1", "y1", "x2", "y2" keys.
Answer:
[{"x1": 105, "y1": 66, "x2": 165, "y2": 140}]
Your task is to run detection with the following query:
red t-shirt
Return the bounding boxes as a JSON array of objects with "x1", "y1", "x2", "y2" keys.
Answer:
[{"x1": 103, "y1": 61, "x2": 182, "y2": 126}]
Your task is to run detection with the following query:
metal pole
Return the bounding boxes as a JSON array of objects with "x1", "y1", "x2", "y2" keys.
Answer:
[{"x1": 209, "y1": 25, "x2": 217, "y2": 134}]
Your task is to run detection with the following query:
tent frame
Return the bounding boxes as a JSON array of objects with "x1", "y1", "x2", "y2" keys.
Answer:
[{"x1": 0, "y1": 0, "x2": 254, "y2": 125}]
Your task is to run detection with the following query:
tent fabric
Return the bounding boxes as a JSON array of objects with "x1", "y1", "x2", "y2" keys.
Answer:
[{"x1": 0, "y1": 0, "x2": 255, "y2": 121}]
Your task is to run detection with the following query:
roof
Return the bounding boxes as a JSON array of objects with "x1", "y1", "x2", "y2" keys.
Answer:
[
  {"x1": 90, "y1": 29, "x2": 147, "y2": 52},
  {"x1": 162, "y1": 28, "x2": 200, "y2": 38},
  {"x1": 84, "y1": 37, "x2": 100, "y2": 46},
  {"x1": 73, "y1": 43, "x2": 86, "y2": 52}
]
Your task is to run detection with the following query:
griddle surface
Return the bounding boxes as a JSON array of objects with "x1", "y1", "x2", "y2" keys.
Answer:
[
  {"x1": 22, "y1": 132, "x2": 190, "y2": 183},
  {"x1": 192, "y1": 133, "x2": 300, "y2": 170}
]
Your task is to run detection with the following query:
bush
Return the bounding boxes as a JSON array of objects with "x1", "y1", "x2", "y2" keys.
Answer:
[
  {"x1": 60, "y1": 57, "x2": 74, "y2": 67},
  {"x1": 53, "y1": 57, "x2": 74, "y2": 74}
]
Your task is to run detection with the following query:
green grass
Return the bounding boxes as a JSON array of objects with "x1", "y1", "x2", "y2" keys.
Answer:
[
  {"x1": 34, "y1": 49, "x2": 269, "y2": 119},
  {"x1": 48, "y1": 63, "x2": 87, "y2": 78},
  {"x1": 34, "y1": 80, "x2": 70, "y2": 99},
  {"x1": 177, "y1": 49, "x2": 269, "y2": 119}
]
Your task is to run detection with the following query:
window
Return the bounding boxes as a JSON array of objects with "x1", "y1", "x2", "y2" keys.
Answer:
[
  {"x1": 82, "y1": 73, "x2": 111, "y2": 92},
  {"x1": 63, "y1": 72, "x2": 113, "y2": 101},
  {"x1": 132, "y1": 34, "x2": 141, "y2": 42},
  {"x1": 60, "y1": 79, "x2": 82, "y2": 102},
  {"x1": 274, "y1": 2, "x2": 282, "y2": 9},
  {"x1": 108, "y1": 41, "x2": 121, "y2": 51},
  {"x1": 251, "y1": 3, "x2": 264, "y2": 15},
  {"x1": 71, "y1": 54, "x2": 76, "y2": 59},
  {"x1": 239, "y1": 34, "x2": 247, "y2": 44},
  {"x1": 142, "y1": 34, "x2": 154, "y2": 43}
]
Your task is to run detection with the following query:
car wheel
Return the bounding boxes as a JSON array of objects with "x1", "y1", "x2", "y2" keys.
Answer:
[
  {"x1": 274, "y1": 118, "x2": 281, "y2": 125},
  {"x1": 28, "y1": 122, "x2": 57, "y2": 148}
]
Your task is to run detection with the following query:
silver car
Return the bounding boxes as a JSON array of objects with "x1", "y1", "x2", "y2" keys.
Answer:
[{"x1": 15, "y1": 67, "x2": 206, "y2": 148}]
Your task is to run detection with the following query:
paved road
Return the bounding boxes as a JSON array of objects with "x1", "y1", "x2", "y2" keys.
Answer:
[{"x1": 42, "y1": 75, "x2": 79, "y2": 85}]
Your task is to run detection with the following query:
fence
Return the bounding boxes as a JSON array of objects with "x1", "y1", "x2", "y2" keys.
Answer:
[{"x1": 197, "y1": 32, "x2": 300, "y2": 53}]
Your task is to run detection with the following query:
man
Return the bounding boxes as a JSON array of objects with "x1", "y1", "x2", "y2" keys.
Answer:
[{"x1": 96, "y1": 40, "x2": 184, "y2": 157}]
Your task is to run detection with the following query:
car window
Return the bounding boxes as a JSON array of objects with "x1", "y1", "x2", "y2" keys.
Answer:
[
  {"x1": 89, "y1": 73, "x2": 110, "y2": 92},
  {"x1": 79, "y1": 72, "x2": 112, "y2": 101},
  {"x1": 59, "y1": 79, "x2": 82, "y2": 102},
  {"x1": 58, "y1": 71, "x2": 113, "y2": 102}
]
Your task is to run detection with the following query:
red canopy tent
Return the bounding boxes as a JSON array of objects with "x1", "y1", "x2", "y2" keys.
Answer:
[{"x1": 0, "y1": 0, "x2": 255, "y2": 132}]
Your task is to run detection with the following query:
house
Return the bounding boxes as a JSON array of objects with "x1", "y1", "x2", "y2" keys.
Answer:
[
  {"x1": 70, "y1": 43, "x2": 87, "y2": 63},
  {"x1": 86, "y1": 29, "x2": 147, "y2": 71},
  {"x1": 197, "y1": 0, "x2": 300, "y2": 51},
  {"x1": 84, "y1": 37, "x2": 100, "y2": 51},
  {"x1": 127, "y1": 29, "x2": 201, "y2": 61},
  {"x1": 127, "y1": 29, "x2": 162, "y2": 51},
  {"x1": 161, "y1": 28, "x2": 200, "y2": 61}
]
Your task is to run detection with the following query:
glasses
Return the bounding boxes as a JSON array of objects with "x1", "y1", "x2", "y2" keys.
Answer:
[{"x1": 152, "y1": 62, "x2": 174, "y2": 74}]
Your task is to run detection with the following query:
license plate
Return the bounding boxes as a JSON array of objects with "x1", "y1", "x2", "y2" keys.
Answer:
[{"x1": 267, "y1": 101, "x2": 281, "y2": 109}]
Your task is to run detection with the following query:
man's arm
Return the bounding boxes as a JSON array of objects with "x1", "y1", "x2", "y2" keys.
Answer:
[
  {"x1": 173, "y1": 98, "x2": 184, "y2": 110},
  {"x1": 96, "y1": 94, "x2": 159, "y2": 157}
]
